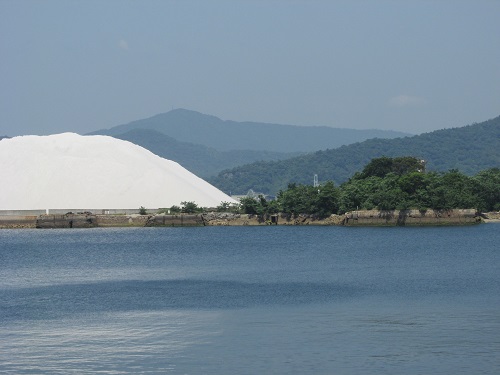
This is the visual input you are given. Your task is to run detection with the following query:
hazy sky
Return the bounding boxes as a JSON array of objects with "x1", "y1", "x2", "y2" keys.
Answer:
[{"x1": 1, "y1": 0, "x2": 499, "y2": 137}]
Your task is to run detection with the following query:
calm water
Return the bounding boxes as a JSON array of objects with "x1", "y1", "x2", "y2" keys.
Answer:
[{"x1": 1, "y1": 224, "x2": 499, "y2": 374}]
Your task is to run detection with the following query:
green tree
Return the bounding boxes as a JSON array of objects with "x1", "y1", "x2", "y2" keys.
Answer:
[
  {"x1": 181, "y1": 201, "x2": 201, "y2": 213},
  {"x1": 369, "y1": 173, "x2": 405, "y2": 210},
  {"x1": 169, "y1": 205, "x2": 181, "y2": 213},
  {"x1": 239, "y1": 196, "x2": 263, "y2": 215},
  {"x1": 474, "y1": 168, "x2": 500, "y2": 211},
  {"x1": 278, "y1": 184, "x2": 315, "y2": 216},
  {"x1": 315, "y1": 181, "x2": 340, "y2": 217},
  {"x1": 265, "y1": 199, "x2": 281, "y2": 215},
  {"x1": 438, "y1": 170, "x2": 479, "y2": 209},
  {"x1": 359, "y1": 156, "x2": 394, "y2": 179},
  {"x1": 338, "y1": 176, "x2": 382, "y2": 212},
  {"x1": 359, "y1": 156, "x2": 424, "y2": 179},
  {"x1": 216, "y1": 201, "x2": 239, "y2": 212},
  {"x1": 392, "y1": 156, "x2": 425, "y2": 175}
]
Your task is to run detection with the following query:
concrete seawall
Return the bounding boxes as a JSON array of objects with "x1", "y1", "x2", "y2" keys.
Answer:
[
  {"x1": 0, "y1": 213, "x2": 207, "y2": 229},
  {"x1": 0, "y1": 209, "x2": 486, "y2": 229},
  {"x1": 33, "y1": 214, "x2": 204, "y2": 228},
  {"x1": 0, "y1": 215, "x2": 38, "y2": 228},
  {"x1": 343, "y1": 209, "x2": 481, "y2": 226}
]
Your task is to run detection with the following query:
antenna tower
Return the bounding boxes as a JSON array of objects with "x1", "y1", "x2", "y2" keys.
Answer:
[{"x1": 313, "y1": 174, "x2": 319, "y2": 187}]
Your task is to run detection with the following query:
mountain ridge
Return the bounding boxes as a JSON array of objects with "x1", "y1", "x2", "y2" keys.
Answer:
[
  {"x1": 89, "y1": 108, "x2": 410, "y2": 153},
  {"x1": 114, "y1": 128, "x2": 300, "y2": 178},
  {"x1": 207, "y1": 115, "x2": 500, "y2": 195}
]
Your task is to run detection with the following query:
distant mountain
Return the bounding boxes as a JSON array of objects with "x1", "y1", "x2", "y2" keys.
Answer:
[
  {"x1": 90, "y1": 108, "x2": 410, "y2": 153},
  {"x1": 0, "y1": 136, "x2": 9, "y2": 140},
  {"x1": 114, "y1": 129, "x2": 299, "y2": 178},
  {"x1": 208, "y1": 115, "x2": 500, "y2": 195}
]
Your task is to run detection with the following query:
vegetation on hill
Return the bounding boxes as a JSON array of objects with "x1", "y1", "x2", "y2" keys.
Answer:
[
  {"x1": 114, "y1": 129, "x2": 298, "y2": 178},
  {"x1": 237, "y1": 157, "x2": 500, "y2": 218},
  {"x1": 90, "y1": 108, "x2": 409, "y2": 153},
  {"x1": 209, "y1": 116, "x2": 500, "y2": 195}
]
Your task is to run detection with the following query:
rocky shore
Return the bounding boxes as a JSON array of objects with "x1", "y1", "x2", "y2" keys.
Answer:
[
  {"x1": 480, "y1": 211, "x2": 500, "y2": 222},
  {"x1": 201, "y1": 212, "x2": 345, "y2": 226}
]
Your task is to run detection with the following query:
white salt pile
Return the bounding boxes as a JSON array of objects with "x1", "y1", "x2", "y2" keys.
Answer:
[{"x1": 0, "y1": 133, "x2": 236, "y2": 210}]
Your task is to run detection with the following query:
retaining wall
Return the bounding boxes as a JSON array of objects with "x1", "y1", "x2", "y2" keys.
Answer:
[
  {"x1": 344, "y1": 209, "x2": 480, "y2": 226},
  {"x1": 0, "y1": 209, "x2": 484, "y2": 229},
  {"x1": 36, "y1": 214, "x2": 96, "y2": 229},
  {"x1": 0, "y1": 215, "x2": 37, "y2": 228}
]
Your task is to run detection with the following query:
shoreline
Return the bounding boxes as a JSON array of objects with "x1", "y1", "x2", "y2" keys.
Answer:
[
  {"x1": 481, "y1": 211, "x2": 500, "y2": 223},
  {"x1": 0, "y1": 209, "x2": 496, "y2": 229}
]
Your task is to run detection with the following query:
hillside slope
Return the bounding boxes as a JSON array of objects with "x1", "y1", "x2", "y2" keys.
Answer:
[
  {"x1": 114, "y1": 129, "x2": 299, "y2": 178},
  {"x1": 90, "y1": 108, "x2": 409, "y2": 153},
  {"x1": 208, "y1": 116, "x2": 500, "y2": 195}
]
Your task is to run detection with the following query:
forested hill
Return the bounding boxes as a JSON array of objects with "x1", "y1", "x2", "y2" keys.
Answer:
[
  {"x1": 208, "y1": 115, "x2": 500, "y2": 195},
  {"x1": 114, "y1": 129, "x2": 299, "y2": 178},
  {"x1": 89, "y1": 108, "x2": 409, "y2": 153}
]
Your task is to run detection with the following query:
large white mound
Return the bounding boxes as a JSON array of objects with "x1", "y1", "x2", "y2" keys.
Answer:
[{"x1": 0, "y1": 133, "x2": 236, "y2": 210}]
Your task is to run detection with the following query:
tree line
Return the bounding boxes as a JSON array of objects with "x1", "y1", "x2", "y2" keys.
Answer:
[
  {"x1": 143, "y1": 156, "x2": 499, "y2": 217},
  {"x1": 236, "y1": 156, "x2": 500, "y2": 217}
]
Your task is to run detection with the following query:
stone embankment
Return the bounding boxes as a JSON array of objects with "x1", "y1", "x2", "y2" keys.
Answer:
[
  {"x1": 202, "y1": 209, "x2": 482, "y2": 226},
  {"x1": 201, "y1": 212, "x2": 345, "y2": 226},
  {"x1": 480, "y1": 211, "x2": 500, "y2": 222},
  {"x1": 0, "y1": 215, "x2": 38, "y2": 229},
  {"x1": 34, "y1": 213, "x2": 205, "y2": 228},
  {"x1": 0, "y1": 209, "x2": 493, "y2": 229},
  {"x1": 343, "y1": 209, "x2": 481, "y2": 226},
  {"x1": 0, "y1": 213, "x2": 205, "y2": 229}
]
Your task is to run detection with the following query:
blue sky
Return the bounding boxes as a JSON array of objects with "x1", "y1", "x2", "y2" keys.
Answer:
[{"x1": 1, "y1": 0, "x2": 499, "y2": 136}]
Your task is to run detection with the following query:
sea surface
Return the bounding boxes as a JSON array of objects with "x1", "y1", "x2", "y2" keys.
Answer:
[{"x1": 1, "y1": 224, "x2": 499, "y2": 374}]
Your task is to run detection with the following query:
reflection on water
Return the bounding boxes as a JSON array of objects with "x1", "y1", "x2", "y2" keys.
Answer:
[
  {"x1": 3, "y1": 310, "x2": 221, "y2": 374},
  {"x1": 1, "y1": 279, "x2": 361, "y2": 321}
]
